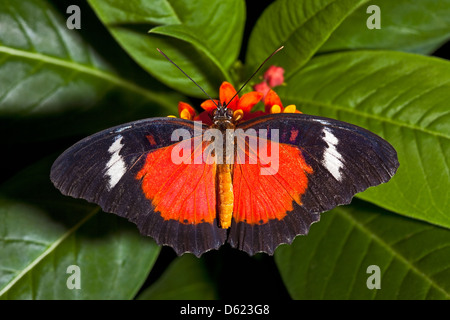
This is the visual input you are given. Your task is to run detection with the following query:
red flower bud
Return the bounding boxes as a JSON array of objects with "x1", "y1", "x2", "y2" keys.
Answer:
[{"x1": 264, "y1": 65, "x2": 284, "y2": 87}]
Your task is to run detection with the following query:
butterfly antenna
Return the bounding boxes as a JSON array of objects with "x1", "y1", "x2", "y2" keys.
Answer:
[
  {"x1": 224, "y1": 45, "x2": 284, "y2": 108},
  {"x1": 156, "y1": 48, "x2": 220, "y2": 109}
]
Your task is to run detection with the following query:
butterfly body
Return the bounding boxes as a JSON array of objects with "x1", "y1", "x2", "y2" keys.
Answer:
[
  {"x1": 217, "y1": 162, "x2": 233, "y2": 229},
  {"x1": 211, "y1": 104, "x2": 247, "y2": 229}
]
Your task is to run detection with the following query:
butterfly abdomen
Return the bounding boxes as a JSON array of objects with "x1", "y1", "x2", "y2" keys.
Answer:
[
  {"x1": 211, "y1": 117, "x2": 236, "y2": 229},
  {"x1": 217, "y1": 163, "x2": 233, "y2": 229}
]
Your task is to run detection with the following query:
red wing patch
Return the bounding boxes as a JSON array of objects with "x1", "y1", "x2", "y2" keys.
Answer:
[
  {"x1": 289, "y1": 129, "x2": 299, "y2": 142},
  {"x1": 146, "y1": 134, "x2": 157, "y2": 146},
  {"x1": 136, "y1": 137, "x2": 216, "y2": 225},
  {"x1": 232, "y1": 136, "x2": 313, "y2": 225}
]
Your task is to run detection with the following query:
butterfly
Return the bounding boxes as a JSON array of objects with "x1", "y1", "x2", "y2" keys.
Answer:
[{"x1": 50, "y1": 79, "x2": 399, "y2": 257}]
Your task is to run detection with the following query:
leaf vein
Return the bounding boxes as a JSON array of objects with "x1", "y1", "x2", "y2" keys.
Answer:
[
  {"x1": 0, "y1": 46, "x2": 173, "y2": 109},
  {"x1": 337, "y1": 207, "x2": 450, "y2": 299},
  {"x1": 0, "y1": 209, "x2": 98, "y2": 297},
  {"x1": 287, "y1": 97, "x2": 450, "y2": 141}
]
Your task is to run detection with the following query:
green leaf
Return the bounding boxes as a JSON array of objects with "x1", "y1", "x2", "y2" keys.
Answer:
[
  {"x1": 0, "y1": 0, "x2": 180, "y2": 140},
  {"x1": 320, "y1": 0, "x2": 450, "y2": 55},
  {"x1": 275, "y1": 200, "x2": 450, "y2": 299},
  {"x1": 0, "y1": 158, "x2": 160, "y2": 299},
  {"x1": 137, "y1": 254, "x2": 217, "y2": 300},
  {"x1": 87, "y1": 0, "x2": 245, "y2": 97},
  {"x1": 149, "y1": 24, "x2": 230, "y2": 81},
  {"x1": 277, "y1": 50, "x2": 450, "y2": 229},
  {"x1": 245, "y1": 0, "x2": 368, "y2": 78}
]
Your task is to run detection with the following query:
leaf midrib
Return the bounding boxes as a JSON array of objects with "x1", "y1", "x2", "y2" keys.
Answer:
[
  {"x1": 0, "y1": 46, "x2": 173, "y2": 109},
  {"x1": 283, "y1": 96, "x2": 450, "y2": 141},
  {"x1": 0, "y1": 209, "x2": 98, "y2": 298},
  {"x1": 337, "y1": 207, "x2": 450, "y2": 299},
  {"x1": 287, "y1": 0, "x2": 368, "y2": 74},
  {"x1": 260, "y1": 0, "x2": 369, "y2": 76}
]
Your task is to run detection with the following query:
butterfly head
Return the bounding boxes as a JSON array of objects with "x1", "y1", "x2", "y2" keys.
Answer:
[
  {"x1": 212, "y1": 104, "x2": 233, "y2": 123},
  {"x1": 175, "y1": 81, "x2": 302, "y2": 125},
  {"x1": 212, "y1": 100, "x2": 246, "y2": 127}
]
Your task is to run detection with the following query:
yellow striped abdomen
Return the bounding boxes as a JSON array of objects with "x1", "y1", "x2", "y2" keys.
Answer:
[{"x1": 218, "y1": 164, "x2": 233, "y2": 229}]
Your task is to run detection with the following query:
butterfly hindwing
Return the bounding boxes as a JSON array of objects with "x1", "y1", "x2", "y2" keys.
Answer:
[
  {"x1": 50, "y1": 117, "x2": 227, "y2": 257},
  {"x1": 228, "y1": 113, "x2": 399, "y2": 255}
]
